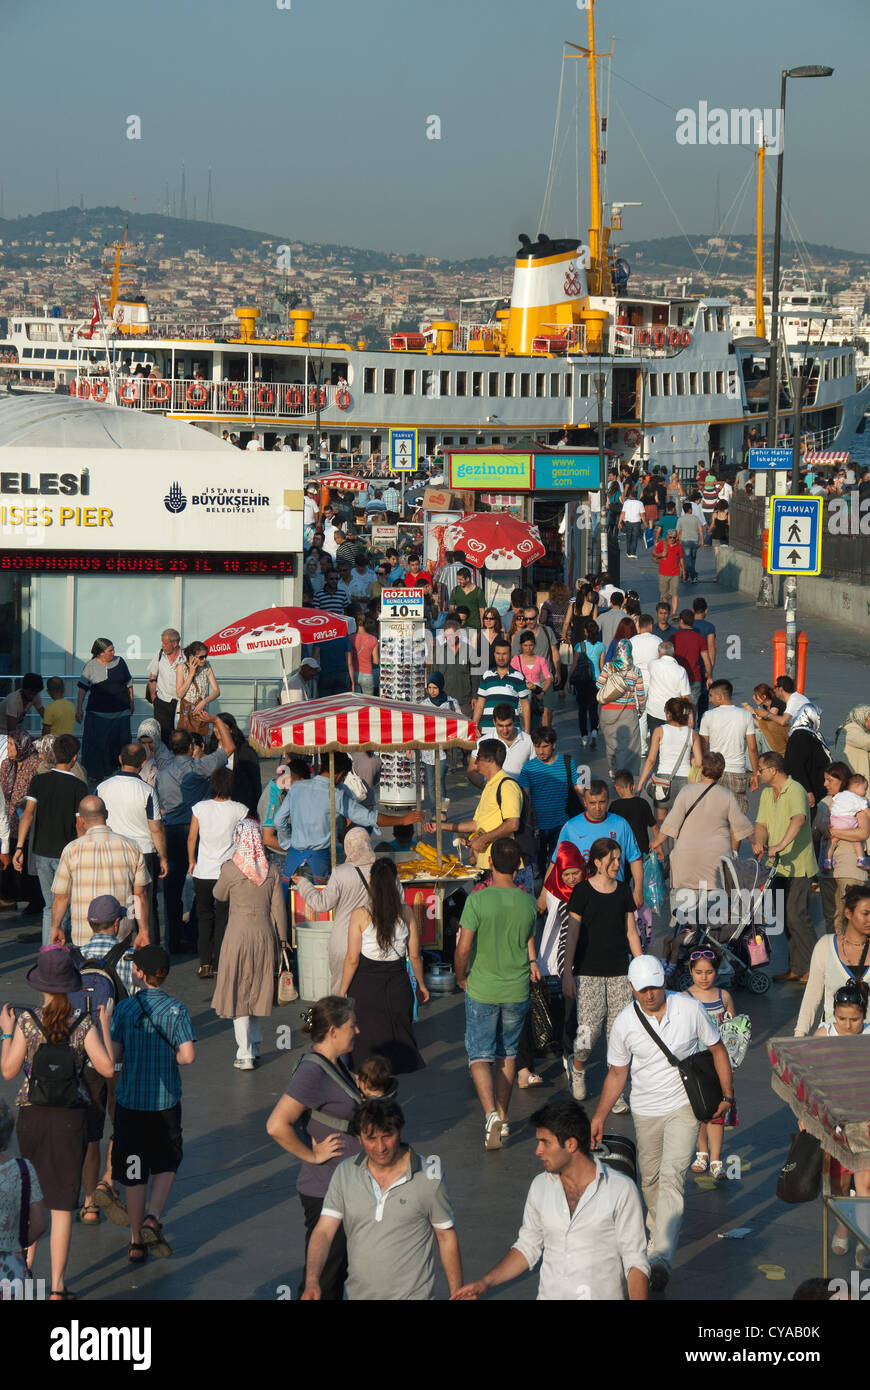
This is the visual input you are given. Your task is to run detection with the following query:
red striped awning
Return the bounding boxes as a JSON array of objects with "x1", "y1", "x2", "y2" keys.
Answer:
[
  {"x1": 249, "y1": 694, "x2": 478, "y2": 753},
  {"x1": 310, "y1": 472, "x2": 370, "y2": 491},
  {"x1": 802, "y1": 451, "x2": 851, "y2": 464}
]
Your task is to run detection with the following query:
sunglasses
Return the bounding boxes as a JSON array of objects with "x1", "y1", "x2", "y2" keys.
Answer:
[
  {"x1": 834, "y1": 985, "x2": 866, "y2": 1007},
  {"x1": 689, "y1": 950, "x2": 717, "y2": 962}
]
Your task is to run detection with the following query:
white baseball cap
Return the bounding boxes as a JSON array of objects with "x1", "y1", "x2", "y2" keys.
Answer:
[
  {"x1": 628, "y1": 955, "x2": 665, "y2": 990},
  {"x1": 299, "y1": 656, "x2": 320, "y2": 671}
]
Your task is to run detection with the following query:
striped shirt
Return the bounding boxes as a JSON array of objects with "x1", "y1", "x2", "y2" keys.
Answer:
[
  {"x1": 111, "y1": 989, "x2": 196, "y2": 1110},
  {"x1": 314, "y1": 584, "x2": 351, "y2": 613},
  {"x1": 51, "y1": 826, "x2": 151, "y2": 947},
  {"x1": 519, "y1": 754, "x2": 579, "y2": 831},
  {"x1": 476, "y1": 669, "x2": 530, "y2": 729}
]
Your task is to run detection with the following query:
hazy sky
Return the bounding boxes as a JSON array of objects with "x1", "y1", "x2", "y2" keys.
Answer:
[{"x1": 1, "y1": 0, "x2": 866, "y2": 260}]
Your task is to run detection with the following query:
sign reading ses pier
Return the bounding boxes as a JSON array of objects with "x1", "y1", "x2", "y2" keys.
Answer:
[{"x1": 767, "y1": 495, "x2": 823, "y2": 576}]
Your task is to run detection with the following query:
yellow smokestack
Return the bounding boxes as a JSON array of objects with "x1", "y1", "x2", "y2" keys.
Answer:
[
  {"x1": 505, "y1": 236, "x2": 587, "y2": 356},
  {"x1": 235, "y1": 307, "x2": 259, "y2": 342},
  {"x1": 290, "y1": 309, "x2": 313, "y2": 344}
]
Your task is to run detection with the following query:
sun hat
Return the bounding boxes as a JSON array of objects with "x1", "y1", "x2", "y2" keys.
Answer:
[{"x1": 26, "y1": 945, "x2": 83, "y2": 994}]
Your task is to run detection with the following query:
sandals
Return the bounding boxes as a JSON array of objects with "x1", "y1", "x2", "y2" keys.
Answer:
[
  {"x1": 197, "y1": 964, "x2": 214, "y2": 979},
  {"x1": 128, "y1": 1242, "x2": 148, "y2": 1265},
  {"x1": 50, "y1": 1289, "x2": 77, "y2": 1299},
  {"x1": 710, "y1": 1160, "x2": 725, "y2": 1180},
  {"x1": 79, "y1": 1202, "x2": 101, "y2": 1226},
  {"x1": 140, "y1": 1214, "x2": 172, "y2": 1258},
  {"x1": 832, "y1": 1232, "x2": 849, "y2": 1256},
  {"x1": 92, "y1": 1180, "x2": 129, "y2": 1227},
  {"x1": 691, "y1": 1151, "x2": 709, "y2": 1173},
  {"x1": 518, "y1": 1073, "x2": 544, "y2": 1089}
]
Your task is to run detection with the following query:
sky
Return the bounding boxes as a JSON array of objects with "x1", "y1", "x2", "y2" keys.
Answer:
[{"x1": 1, "y1": 0, "x2": 867, "y2": 260}]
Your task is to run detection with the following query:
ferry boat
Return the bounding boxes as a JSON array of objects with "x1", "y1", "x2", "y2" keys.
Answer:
[{"x1": 2, "y1": 4, "x2": 868, "y2": 469}]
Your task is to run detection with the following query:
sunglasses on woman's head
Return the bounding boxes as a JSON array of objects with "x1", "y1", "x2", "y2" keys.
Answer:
[{"x1": 690, "y1": 950, "x2": 716, "y2": 962}]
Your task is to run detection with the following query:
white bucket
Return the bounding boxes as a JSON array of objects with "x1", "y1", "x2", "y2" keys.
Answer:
[{"x1": 296, "y1": 924, "x2": 334, "y2": 1001}]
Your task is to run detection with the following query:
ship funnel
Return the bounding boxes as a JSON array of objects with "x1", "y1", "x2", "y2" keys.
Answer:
[
  {"x1": 289, "y1": 309, "x2": 313, "y2": 344},
  {"x1": 504, "y1": 235, "x2": 587, "y2": 356},
  {"x1": 235, "y1": 306, "x2": 260, "y2": 342}
]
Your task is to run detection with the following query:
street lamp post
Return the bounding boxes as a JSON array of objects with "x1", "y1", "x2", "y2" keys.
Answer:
[{"x1": 765, "y1": 65, "x2": 833, "y2": 483}]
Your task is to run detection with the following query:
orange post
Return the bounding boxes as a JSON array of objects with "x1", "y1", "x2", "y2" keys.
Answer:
[
  {"x1": 772, "y1": 629, "x2": 808, "y2": 692},
  {"x1": 761, "y1": 527, "x2": 769, "y2": 571}
]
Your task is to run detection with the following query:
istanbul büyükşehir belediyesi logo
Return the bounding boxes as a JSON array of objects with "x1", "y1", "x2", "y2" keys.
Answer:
[{"x1": 164, "y1": 482, "x2": 187, "y2": 514}]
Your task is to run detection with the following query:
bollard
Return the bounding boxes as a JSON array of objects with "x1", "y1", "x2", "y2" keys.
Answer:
[{"x1": 772, "y1": 629, "x2": 808, "y2": 692}]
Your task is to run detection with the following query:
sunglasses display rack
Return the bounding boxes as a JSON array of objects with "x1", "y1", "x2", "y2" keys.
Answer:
[{"x1": 379, "y1": 615, "x2": 427, "y2": 808}]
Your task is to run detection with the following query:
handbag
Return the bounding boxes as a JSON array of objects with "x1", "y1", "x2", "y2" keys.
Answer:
[
  {"x1": 276, "y1": 945, "x2": 298, "y2": 1004},
  {"x1": 596, "y1": 668, "x2": 629, "y2": 706},
  {"x1": 647, "y1": 729, "x2": 691, "y2": 804},
  {"x1": 776, "y1": 1131, "x2": 823, "y2": 1204},
  {"x1": 177, "y1": 699, "x2": 210, "y2": 737},
  {"x1": 632, "y1": 1002, "x2": 723, "y2": 1121},
  {"x1": 745, "y1": 931, "x2": 770, "y2": 966}
]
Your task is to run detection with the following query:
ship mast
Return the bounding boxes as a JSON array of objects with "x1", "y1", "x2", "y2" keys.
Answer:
[
  {"x1": 755, "y1": 136, "x2": 766, "y2": 339},
  {"x1": 566, "y1": 1, "x2": 612, "y2": 297}
]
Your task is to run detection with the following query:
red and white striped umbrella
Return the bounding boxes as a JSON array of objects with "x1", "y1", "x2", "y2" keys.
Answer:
[
  {"x1": 801, "y1": 451, "x2": 851, "y2": 465},
  {"x1": 249, "y1": 693, "x2": 478, "y2": 753},
  {"x1": 203, "y1": 607, "x2": 348, "y2": 657},
  {"x1": 442, "y1": 512, "x2": 546, "y2": 568},
  {"x1": 310, "y1": 472, "x2": 370, "y2": 491}
]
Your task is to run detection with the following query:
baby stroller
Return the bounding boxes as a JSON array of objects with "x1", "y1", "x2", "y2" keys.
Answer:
[{"x1": 668, "y1": 854, "x2": 779, "y2": 995}]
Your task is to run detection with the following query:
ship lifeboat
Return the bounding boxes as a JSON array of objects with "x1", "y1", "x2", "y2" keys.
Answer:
[
  {"x1": 531, "y1": 336, "x2": 569, "y2": 355},
  {"x1": 390, "y1": 333, "x2": 426, "y2": 351}
]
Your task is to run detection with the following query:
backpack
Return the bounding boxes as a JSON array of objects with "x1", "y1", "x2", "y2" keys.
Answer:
[
  {"x1": 571, "y1": 646, "x2": 595, "y2": 688},
  {"x1": 69, "y1": 934, "x2": 134, "y2": 1013},
  {"x1": 495, "y1": 776, "x2": 539, "y2": 863},
  {"x1": 24, "y1": 1009, "x2": 85, "y2": 1108},
  {"x1": 291, "y1": 1051, "x2": 363, "y2": 1135}
]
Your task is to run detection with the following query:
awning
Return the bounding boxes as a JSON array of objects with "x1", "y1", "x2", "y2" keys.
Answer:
[
  {"x1": 802, "y1": 451, "x2": 851, "y2": 465},
  {"x1": 249, "y1": 693, "x2": 478, "y2": 754}
]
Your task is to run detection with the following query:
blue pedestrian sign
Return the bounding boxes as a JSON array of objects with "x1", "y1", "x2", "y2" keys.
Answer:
[
  {"x1": 389, "y1": 428, "x2": 417, "y2": 472},
  {"x1": 749, "y1": 448, "x2": 794, "y2": 470},
  {"x1": 767, "y1": 495, "x2": 823, "y2": 576}
]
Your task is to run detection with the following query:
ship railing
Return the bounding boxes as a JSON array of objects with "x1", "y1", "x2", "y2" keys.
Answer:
[
  {"x1": 453, "y1": 324, "x2": 502, "y2": 351},
  {"x1": 80, "y1": 375, "x2": 346, "y2": 416},
  {"x1": 611, "y1": 325, "x2": 693, "y2": 356}
]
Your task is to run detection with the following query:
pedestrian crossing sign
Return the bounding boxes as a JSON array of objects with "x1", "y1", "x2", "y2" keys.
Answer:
[
  {"x1": 767, "y1": 495, "x2": 823, "y2": 576},
  {"x1": 390, "y1": 429, "x2": 418, "y2": 472}
]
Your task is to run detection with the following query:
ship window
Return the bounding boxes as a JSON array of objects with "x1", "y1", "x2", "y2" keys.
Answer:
[
  {"x1": 520, "y1": 373, "x2": 531, "y2": 398},
  {"x1": 426, "y1": 436, "x2": 436, "y2": 452},
  {"x1": 422, "y1": 369, "x2": 436, "y2": 396},
  {"x1": 579, "y1": 373, "x2": 589, "y2": 396},
  {"x1": 702, "y1": 371, "x2": 712, "y2": 394},
  {"x1": 45, "y1": 349, "x2": 56, "y2": 359},
  {"x1": 440, "y1": 370, "x2": 450, "y2": 395},
  {"x1": 456, "y1": 371, "x2": 467, "y2": 396},
  {"x1": 403, "y1": 369, "x2": 415, "y2": 395},
  {"x1": 848, "y1": 354, "x2": 854, "y2": 374},
  {"x1": 472, "y1": 372, "x2": 483, "y2": 397},
  {"x1": 704, "y1": 310, "x2": 714, "y2": 332},
  {"x1": 662, "y1": 375, "x2": 672, "y2": 397},
  {"x1": 383, "y1": 368, "x2": 396, "y2": 395},
  {"x1": 504, "y1": 372, "x2": 515, "y2": 397},
  {"x1": 488, "y1": 372, "x2": 499, "y2": 397},
  {"x1": 716, "y1": 309, "x2": 725, "y2": 331},
  {"x1": 676, "y1": 374, "x2": 686, "y2": 396},
  {"x1": 715, "y1": 371, "x2": 725, "y2": 393},
  {"x1": 564, "y1": 371, "x2": 572, "y2": 395},
  {"x1": 648, "y1": 375, "x2": 658, "y2": 398},
  {"x1": 443, "y1": 436, "x2": 454, "y2": 446},
  {"x1": 33, "y1": 349, "x2": 44, "y2": 359},
  {"x1": 689, "y1": 371, "x2": 698, "y2": 394},
  {"x1": 550, "y1": 373, "x2": 559, "y2": 397},
  {"x1": 535, "y1": 373, "x2": 545, "y2": 398},
  {"x1": 22, "y1": 348, "x2": 32, "y2": 357},
  {"x1": 364, "y1": 367, "x2": 376, "y2": 393},
  {"x1": 458, "y1": 435, "x2": 469, "y2": 445},
  {"x1": 823, "y1": 360, "x2": 830, "y2": 380}
]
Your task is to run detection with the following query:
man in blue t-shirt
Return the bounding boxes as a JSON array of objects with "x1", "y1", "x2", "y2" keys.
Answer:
[
  {"x1": 519, "y1": 727, "x2": 582, "y2": 878},
  {"x1": 554, "y1": 781, "x2": 643, "y2": 907}
]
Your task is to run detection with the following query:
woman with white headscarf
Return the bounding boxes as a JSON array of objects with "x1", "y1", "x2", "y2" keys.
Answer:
[
  {"x1": 212, "y1": 820, "x2": 290, "y2": 1071},
  {"x1": 136, "y1": 717, "x2": 173, "y2": 789},
  {"x1": 292, "y1": 827, "x2": 378, "y2": 993},
  {"x1": 834, "y1": 703, "x2": 870, "y2": 783},
  {"x1": 784, "y1": 702, "x2": 831, "y2": 816}
]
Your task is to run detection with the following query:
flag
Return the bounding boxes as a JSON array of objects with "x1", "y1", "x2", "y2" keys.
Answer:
[{"x1": 84, "y1": 298, "x2": 100, "y2": 339}]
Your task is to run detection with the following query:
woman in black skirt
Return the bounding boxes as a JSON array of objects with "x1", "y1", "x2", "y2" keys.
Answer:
[
  {"x1": 0, "y1": 946, "x2": 115, "y2": 1299},
  {"x1": 339, "y1": 859, "x2": 429, "y2": 1073}
]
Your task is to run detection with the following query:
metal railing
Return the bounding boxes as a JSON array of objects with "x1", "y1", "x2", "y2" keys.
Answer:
[
  {"x1": 71, "y1": 376, "x2": 347, "y2": 417},
  {"x1": 611, "y1": 324, "x2": 694, "y2": 356},
  {"x1": 729, "y1": 491, "x2": 870, "y2": 584}
]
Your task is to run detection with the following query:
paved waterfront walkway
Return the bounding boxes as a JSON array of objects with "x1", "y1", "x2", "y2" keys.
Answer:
[{"x1": 1, "y1": 541, "x2": 867, "y2": 1301}]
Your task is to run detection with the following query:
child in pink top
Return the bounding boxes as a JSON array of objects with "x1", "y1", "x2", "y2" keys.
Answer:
[{"x1": 511, "y1": 632, "x2": 552, "y2": 695}]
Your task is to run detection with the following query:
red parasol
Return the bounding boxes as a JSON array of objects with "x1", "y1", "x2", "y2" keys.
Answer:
[
  {"x1": 442, "y1": 512, "x2": 546, "y2": 568},
  {"x1": 203, "y1": 606, "x2": 348, "y2": 656},
  {"x1": 309, "y1": 472, "x2": 369, "y2": 492}
]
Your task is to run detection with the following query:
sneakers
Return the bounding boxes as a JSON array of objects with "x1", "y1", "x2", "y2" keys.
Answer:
[
  {"x1": 611, "y1": 1094, "x2": 630, "y2": 1115},
  {"x1": 570, "y1": 1065, "x2": 586, "y2": 1101},
  {"x1": 234, "y1": 1058, "x2": 255, "y2": 1071},
  {"x1": 484, "y1": 1111, "x2": 503, "y2": 1150},
  {"x1": 500, "y1": 1121, "x2": 510, "y2": 1141},
  {"x1": 588, "y1": 735, "x2": 597, "y2": 750}
]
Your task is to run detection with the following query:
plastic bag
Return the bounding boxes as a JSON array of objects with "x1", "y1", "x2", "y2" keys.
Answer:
[
  {"x1": 529, "y1": 980, "x2": 559, "y2": 1055},
  {"x1": 635, "y1": 904, "x2": 654, "y2": 951},
  {"x1": 718, "y1": 1011, "x2": 751, "y2": 1069},
  {"x1": 643, "y1": 852, "x2": 666, "y2": 916}
]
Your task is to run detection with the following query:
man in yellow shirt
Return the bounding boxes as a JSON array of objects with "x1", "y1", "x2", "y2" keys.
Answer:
[
  {"x1": 752, "y1": 750, "x2": 819, "y2": 985},
  {"x1": 437, "y1": 740, "x2": 522, "y2": 871}
]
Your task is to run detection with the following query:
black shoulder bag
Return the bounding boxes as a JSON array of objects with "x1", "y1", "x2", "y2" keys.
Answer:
[{"x1": 632, "y1": 1002, "x2": 723, "y2": 1122}]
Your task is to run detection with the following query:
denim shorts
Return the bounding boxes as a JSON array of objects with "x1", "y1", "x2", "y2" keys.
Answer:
[{"x1": 464, "y1": 995, "x2": 529, "y2": 1062}]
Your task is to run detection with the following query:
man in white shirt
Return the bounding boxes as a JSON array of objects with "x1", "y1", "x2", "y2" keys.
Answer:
[
  {"x1": 700, "y1": 679, "x2": 759, "y2": 812},
  {"x1": 771, "y1": 676, "x2": 813, "y2": 728},
  {"x1": 645, "y1": 642, "x2": 690, "y2": 732},
  {"x1": 451, "y1": 1097, "x2": 649, "y2": 1301},
  {"x1": 303, "y1": 485, "x2": 319, "y2": 529},
  {"x1": 281, "y1": 657, "x2": 320, "y2": 705},
  {"x1": 591, "y1": 955, "x2": 733, "y2": 1292},
  {"x1": 628, "y1": 616, "x2": 665, "y2": 755},
  {"x1": 97, "y1": 744, "x2": 168, "y2": 934},
  {"x1": 245, "y1": 432, "x2": 263, "y2": 452},
  {"x1": 347, "y1": 556, "x2": 377, "y2": 601},
  {"x1": 321, "y1": 509, "x2": 340, "y2": 559},
  {"x1": 471, "y1": 707, "x2": 533, "y2": 778},
  {"x1": 146, "y1": 628, "x2": 185, "y2": 743}
]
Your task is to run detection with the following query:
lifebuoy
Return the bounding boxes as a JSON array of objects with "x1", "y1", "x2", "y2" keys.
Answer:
[
  {"x1": 149, "y1": 380, "x2": 170, "y2": 403},
  {"x1": 335, "y1": 388, "x2": 351, "y2": 410},
  {"x1": 119, "y1": 381, "x2": 139, "y2": 403},
  {"x1": 638, "y1": 329, "x2": 650, "y2": 346},
  {"x1": 309, "y1": 386, "x2": 326, "y2": 409},
  {"x1": 257, "y1": 385, "x2": 275, "y2": 408},
  {"x1": 285, "y1": 385, "x2": 303, "y2": 409},
  {"x1": 77, "y1": 379, "x2": 91, "y2": 399},
  {"x1": 681, "y1": 330, "x2": 691, "y2": 348},
  {"x1": 624, "y1": 429, "x2": 641, "y2": 449},
  {"x1": 652, "y1": 328, "x2": 666, "y2": 348},
  {"x1": 668, "y1": 328, "x2": 681, "y2": 348},
  {"x1": 225, "y1": 384, "x2": 245, "y2": 407},
  {"x1": 187, "y1": 383, "x2": 209, "y2": 406},
  {"x1": 90, "y1": 380, "x2": 108, "y2": 402}
]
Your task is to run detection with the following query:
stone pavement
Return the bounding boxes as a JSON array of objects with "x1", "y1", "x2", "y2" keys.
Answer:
[{"x1": 0, "y1": 538, "x2": 866, "y2": 1301}]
